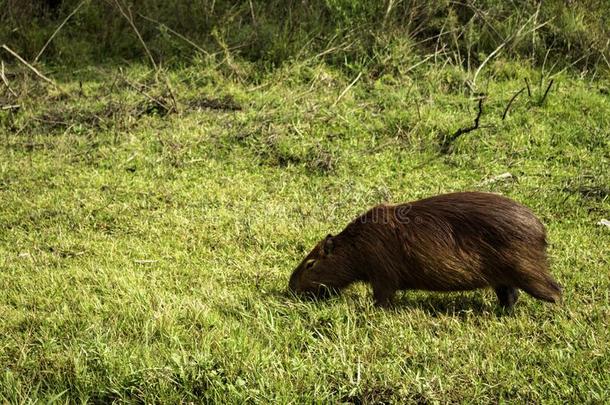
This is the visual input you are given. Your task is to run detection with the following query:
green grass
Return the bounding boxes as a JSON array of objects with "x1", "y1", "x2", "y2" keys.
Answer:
[{"x1": 1, "y1": 60, "x2": 609, "y2": 402}]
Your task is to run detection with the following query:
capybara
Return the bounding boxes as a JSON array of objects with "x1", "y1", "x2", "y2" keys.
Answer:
[{"x1": 288, "y1": 192, "x2": 562, "y2": 308}]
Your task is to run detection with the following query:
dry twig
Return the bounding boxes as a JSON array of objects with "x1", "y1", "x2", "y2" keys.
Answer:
[
  {"x1": 333, "y1": 71, "x2": 362, "y2": 107},
  {"x1": 441, "y1": 97, "x2": 485, "y2": 153},
  {"x1": 0, "y1": 60, "x2": 17, "y2": 97},
  {"x1": 502, "y1": 87, "x2": 526, "y2": 120},
  {"x1": 524, "y1": 77, "x2": 532, "y2": 97},
  {"x1": 539, "y1": 79, "x2": 554, "y2": 105},
  {"x1": 162, "y1": 74, "x2": 179, "y2": 114},
  {"x1": 472, "y1": 42, "x2": 505, "y2": 87},
  {"x1": 121, "y1": 75, "x2": 173, "y2": 114},
  {"x1": 34, "y1": 0, "x2": 88, "y2": 62},
  {"x1": 471, "y1": 14, "x2": 551, "y2": 88},
  {"x1": 248, "y1": 0, "x2": 257, "y2": 27},
  {"x1": 113, "y1": 0, "x2": 157, "y2": 70},
  {"x1": 404, "y1": 53, "x2": 435, "y2": 75},
  {"x1": 1, "y1": 45, "x2": 58, "y2": 87}
]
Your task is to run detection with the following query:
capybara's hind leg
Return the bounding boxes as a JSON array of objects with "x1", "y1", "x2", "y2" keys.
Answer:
[{"x1": 495, "y1": 286, "x2": 520, "y2": 308}]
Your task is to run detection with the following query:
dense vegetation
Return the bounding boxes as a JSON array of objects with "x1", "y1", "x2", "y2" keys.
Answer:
[
  {"x1": 1, "y1": 0, "x2": 609, "y2": 402},
  {"x1": 2, "y1": 0, "x2": 610, "y2": 72}
]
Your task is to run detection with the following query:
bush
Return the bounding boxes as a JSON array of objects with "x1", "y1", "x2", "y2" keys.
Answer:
[{"x1": 1, "y1": 0, "x2": 608, "y2": 73}]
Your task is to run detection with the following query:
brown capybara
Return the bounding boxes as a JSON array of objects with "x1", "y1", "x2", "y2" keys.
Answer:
[{"x1": 288, "y1": 192, "x2": 562, "y2": 308}]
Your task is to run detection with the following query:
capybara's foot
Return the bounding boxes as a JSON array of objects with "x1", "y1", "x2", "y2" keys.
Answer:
[
  {"x1": 495, "y1": 286, "x2": 520, "y2": 308},
  {"x1": 373, "y1": 286, "x2": 395, "y2": 308}
]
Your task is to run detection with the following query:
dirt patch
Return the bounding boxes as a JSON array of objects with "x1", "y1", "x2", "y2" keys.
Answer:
[
  {"x1": 563, "y1": 175, "x2": 609, "y2": 201},
  {"x1": 31, "y1": 101, "x2": 130, "y2": 132},
  {"x1": 187, "y1": 94, "x2": 241, "y2": 111},
  {"x1": 306, "y1": 147, "x2": 335, "y2": 173}
]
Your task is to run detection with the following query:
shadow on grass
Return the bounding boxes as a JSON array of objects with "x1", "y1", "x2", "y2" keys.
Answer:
[
  {"x1": 391, "y1": 292, "x2": 512, "y2": 318},
  {"x1": 274, "y1": 287, "x2": 517, "y2": 318}
]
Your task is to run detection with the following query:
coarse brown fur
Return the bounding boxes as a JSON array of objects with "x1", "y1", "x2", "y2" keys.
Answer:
[{"x1": 288, "y1": 192, "x2": 562, "y2": 308}]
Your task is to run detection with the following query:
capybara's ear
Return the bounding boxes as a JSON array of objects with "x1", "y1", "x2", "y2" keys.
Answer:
[{"x1": 323, "y1": 234, "x2": 334, "y2": 255}]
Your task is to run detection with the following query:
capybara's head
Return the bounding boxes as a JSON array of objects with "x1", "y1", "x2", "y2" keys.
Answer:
[{"x1": 288, "y1": 234, "x2": 356, "y2": 297}]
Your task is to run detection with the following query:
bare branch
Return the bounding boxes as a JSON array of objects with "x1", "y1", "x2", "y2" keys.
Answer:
[
  {"x1": 472, "y1": 42, "x2": 506, "y2": 87},
  {"x1": 114, "y1": 0, "x2": 157, "y2": 70},
  {"x1": 1, "y1": 45, "x2": 58, "y2": 87},
  {"x1": 441, "y1": 97, "x2": 485, "y2": 153},
  {"x1": 502, "y1": 87, "x2": 526, "y2": 120},
  {"x1": 34, "y1": 0, "x2": 88, "y2": 62}
]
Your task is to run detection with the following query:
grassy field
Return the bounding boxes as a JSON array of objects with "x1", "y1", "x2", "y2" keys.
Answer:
[{"x1": 1, "y1": 59, "x2": 609, "y2": 402}]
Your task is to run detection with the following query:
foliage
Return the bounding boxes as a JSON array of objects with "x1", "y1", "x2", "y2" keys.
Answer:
[{"x1": 1, "y1": 0, "x2": 609, "y2": 73}]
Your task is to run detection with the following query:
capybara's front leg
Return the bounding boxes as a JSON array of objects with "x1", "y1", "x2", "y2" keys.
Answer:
[
  {"x1": 495, "y1": 286, "x2": 520, "y2": 308},
  {"x1": 372, "y1": 282, "x2": 395, "y2": 307}
]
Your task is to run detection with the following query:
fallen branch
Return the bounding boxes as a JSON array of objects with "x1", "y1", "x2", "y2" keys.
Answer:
[
  {"x1": 479, "y1": 172, "x2": 515, "y2": 186},
  {"x1": 441, "y1": 97, "x2": 485, "y2": 153},
  {"x1": 1, "y1": 104, "x2": 20, "y2": 111},
  {"x1": 502, "y1": 87, "x2": 526, "y2": 120},
  {"x1": 34, "y1": 0, "x2": 88, "y2": 62},
  {"x1": 1, "y1": 44, "x2": 58, "y2": 87}
]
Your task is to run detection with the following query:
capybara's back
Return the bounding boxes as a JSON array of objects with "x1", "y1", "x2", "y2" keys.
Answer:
[
  {"x1": 398, "y1": 192, "x2": 561, "y2": 306},
  {"x1": 289, "y1": 192, "x2": 562, "y2": 308}
]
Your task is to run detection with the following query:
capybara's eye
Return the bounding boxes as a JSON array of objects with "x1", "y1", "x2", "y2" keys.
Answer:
[{"x1": 305, "y1": 259, "x2": 316, "y2": 270}]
